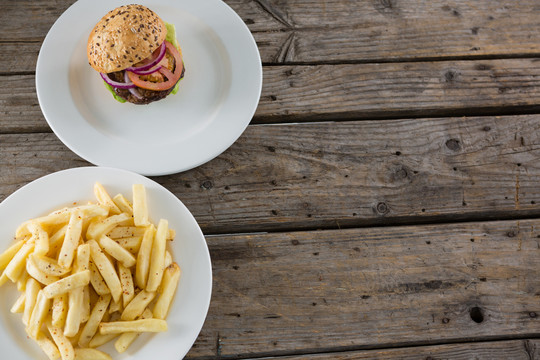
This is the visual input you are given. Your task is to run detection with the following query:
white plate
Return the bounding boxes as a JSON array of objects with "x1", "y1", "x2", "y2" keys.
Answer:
[
  {"x1": 0, "y1": 167, "x2": 212, "y2": 360},
  {"x1": 36, "y1": 0, "x2": 262, "y2": 176}
]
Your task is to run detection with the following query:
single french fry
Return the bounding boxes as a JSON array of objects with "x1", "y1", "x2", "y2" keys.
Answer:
[
  {"x1": 81, "y1": 285, "x2": 90, "y2": 323},
  {"x1": 164, "y1": 250, "x2": 173, "y2": 268},
  {"x1": 132, "y1": 184, "x2": 150, "y2": 227},
  {"x1": 10, "y1": 292, "x2": 25, "y2": 313},
  {"x1": 116, "y1": 236, "x2": 142, "y2": 253},
  {"x1": 88, "y1": 261, "x2": 110, "y2": 296},
  {"x1": 153, "y1": 263, "x2": 181, "y2": 320},
  {"x1": 43, "y1": 270, "x2": 90, "y2": 299},
  {"x1": 47, "y1": 224, "x2": 67, "y2": 258},
  {"x1": 120, "y1": 289, "x2": 155, "y2": 321},
  {"x1": 88, "y1": 333, "x2": 119, "y2": 348},
  {"x1": 112, "y1": 193, "x2": 133, "y2": 216},
  {"x1": 114, "y1": 308, "x2": 153, "y2": 353},
  {"x1": 5, "y1": 240, "x2": 35, "y2": 282},
  {"x1": 74, "y1": 348, "x2": 112, "y2": 360},
  {"x1": 29, "y1": 254, "x2": 71, "y2": 277},
  {"x1": 74, "y1": 243, "x2": 90, "y2": 272},
  {"x1": 28, "y1": 221, "x2": 49, "y2": 256},
  {"x1": 23, "y1": 278, "x2": 41, "y2": 326},
  {"x1": 78, "y1": 294, "x2": 111, "y2": 347},
  {"x1": 99, "y1": 319, "x2": 167, "y2": 334},
  {"x1": 135, "y1": 225, "x2": 155, "y2": 289},
  {"x1": 16, "y1": 270, "x2": 29, "y2": 291},
  {"x1": 146, "y1": 219, "x2": 168, "y2": 292},
  {"x1": 27, "y1": 290, "x2": 51, "y2": 339},
  {"x1": 108, "y1": 298, "x2": 122, "y2": 314},
  {"x1": 35, "y1": 331, "x2": 61, "y2": 360},
  {"x1": 86, "y1": 213, "x2": 130, "y2": 241},
  {"x1": 26, "y1": 256, "x2": 60, "y2": 285},
  {"x1": 98, "y1": 235, "x2": 136, "y2": 268},
  {"x1": 94, "y1": 183, "x2": 121, "y2": 215},
  {"x1": 118, "y1": 263, "x2": 135, "y2": 307},
  {"x1": 64, "y1": 287, "x2": 84, "y2": 337},
  {"x1": 0, "y1": 239, "x2": 24, "y2": 272},
  {"x1": 107, "y1": 226, "x2": 144, "y2": 239},
  {"x1": 52, "y1": 293, "x2": 69, "y2": 328},
  {"x1": 88, "y1": 240, "x2": 122, "y2": 303},
  {"x1": 58, "y1": 210, "x2": 83, "y2": 269},
  {"x1": 47, "y1": 321, "x2": 75, "y2": 360},
  {"x1": 107, "y1": 226, "x2": 174, "y2": 240}
]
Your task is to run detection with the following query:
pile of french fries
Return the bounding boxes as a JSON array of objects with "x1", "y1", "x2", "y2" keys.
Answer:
[{"x1": 0, "y1": 183, "x2": 182, "y2": 360}]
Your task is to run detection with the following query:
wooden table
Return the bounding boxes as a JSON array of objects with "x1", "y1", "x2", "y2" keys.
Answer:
[{"x1": 3, "y1": 0, "x2": 540, "y2": 359}]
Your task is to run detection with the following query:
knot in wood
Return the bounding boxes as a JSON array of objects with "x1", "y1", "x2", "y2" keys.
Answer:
[
  {"x1": 444, "y1": 69, "x2": 459, "y2": 83},
  {"x1": 445, "y1": 138, "x2": 461, "y2": 151},
  {"x1": 376, "y1": 202, "x2": 389, "y2": 215},
  {"x1": 469, "y1": 306, "x2": 484, "y2": 323},
  {"x1": 201, "y1": 180, "x2": 213, "y2": 190}
]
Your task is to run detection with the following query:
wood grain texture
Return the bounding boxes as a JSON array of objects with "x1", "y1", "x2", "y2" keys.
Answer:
[
  {"x1": 0, "y1": 0, "x2": 75, "y2": 42},
  {"x1": 2, "y1": 1, "x2": 540, "y2": 63},
  {"x1": 2, "y1": 115, "x2": 540, "y2": 234},
  {"x1": 256, "y1": 59, "x2": 540, "y2": 122},
  {"x1": 245, "y1": 0, "x2": 540, "y2": 63},
  {"x1": 0, "y1": 75, "x2": 48, "y2": 133},
  {"x1": 0, "y1": 43, "x2": 39, "y2": 74},
  {"x1": 240, "y1": 339, "x2": 539, "y2": 360},
  {"x1": 187, "y1": 219, "x2": 540, "y2": 357},
  {"x1": 4, "y1": 58, "x2": 540, "y2": 132}
]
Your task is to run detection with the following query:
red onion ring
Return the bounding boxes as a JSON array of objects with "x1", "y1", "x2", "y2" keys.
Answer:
[
  {"x1": 125, "y1": 71, "x2": 142, "y2": 99},
  {"x1": 100, "y1": 72, "x2": 136, "y2": 89},
  {"x1": 129, "y1": 64, "x2": 162, "y2": 75},
  {"x1": 126, "y1": 42, "x2": 166, "y2": 72}
]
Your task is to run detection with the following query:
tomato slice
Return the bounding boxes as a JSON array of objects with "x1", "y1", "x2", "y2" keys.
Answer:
[{"x1": 127, "y1": 41, "x2": 184, "y2": 91}]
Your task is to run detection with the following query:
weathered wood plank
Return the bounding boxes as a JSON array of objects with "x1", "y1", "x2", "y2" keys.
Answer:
[
  {"x1": 4, "y1": 58, "x2": 540, "y2": 132},
  {"x1": 224, "y1": 339, "x2": 538, "y2": 360},
  {"x1": 246, "y1": 0, "x2": 540, "y2": 63},
  {"x1": 0, "y1": 0, "x2": 75, "y2": 42},
  {"x1": 2, "y1": 115, "x2": 540, "y2": 234},
  {"x1": 187, "y1": 219, "x2": 540, "y2": 357},
  {"x1": 0, "y1": 43, "x2": 39, "y2": 74},
  {"x1": 257, "y1": 59, "x2": 540, "y2": 122},
  {"x1": 0, "y1": 75, "x2": 47, "y2": 133},
  {"x1": 2, "y1": 1, "x2": 540, "y2": 63}
]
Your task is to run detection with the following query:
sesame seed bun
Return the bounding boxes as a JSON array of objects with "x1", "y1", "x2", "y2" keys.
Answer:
[{"x1": 87, "y1": 4, "x2": 167, "y2": 73}]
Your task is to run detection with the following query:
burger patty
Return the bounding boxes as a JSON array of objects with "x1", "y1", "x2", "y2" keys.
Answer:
[{"x1": 108, "y1": 63, "x2": 185, "y2": 105}]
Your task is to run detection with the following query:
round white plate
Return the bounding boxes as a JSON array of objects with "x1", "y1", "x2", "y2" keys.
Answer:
[
  {"x1": 36, "y1": 0, "x2": 262, "y2": 176},
  {"x1": 0, "y1": 167, "x2": 212, "y2": 360}
]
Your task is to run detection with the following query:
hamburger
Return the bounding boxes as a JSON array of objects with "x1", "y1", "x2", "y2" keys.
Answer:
[{"x1": 87, "y1": 4, "x2": 185, "y2": 105}]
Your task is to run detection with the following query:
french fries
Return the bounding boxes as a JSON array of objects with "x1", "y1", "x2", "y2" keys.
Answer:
[
  {"x1": 99, "y1": 319, "x2": 168, "y2": 334},
  {"x1": 0, "y1": 182, "x2": 182, "y2": 359},
  {"x1": 154, "y1": 263, "x2": 181, "y2": 320},
  {"x1": 146, "y1": 219, "x2": 168, "y2": 292},
  {"x1": 78, "y1": 294, "x2": 111, "y2": 347}
]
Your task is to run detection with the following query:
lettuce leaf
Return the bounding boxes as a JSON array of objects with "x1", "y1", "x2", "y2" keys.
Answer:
[
  {"x1": 164, "y1": 22, "x2": 177, "y2": 47},
  {"x1": 164, "y1": 22, "x2": 183, "y2": 95},
  {"x1": 104, "y1": 21, "x2": 181, "y2": 102},
  {"x1": 103, "y1": 82, "x2": 127, "y2": 103}
]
